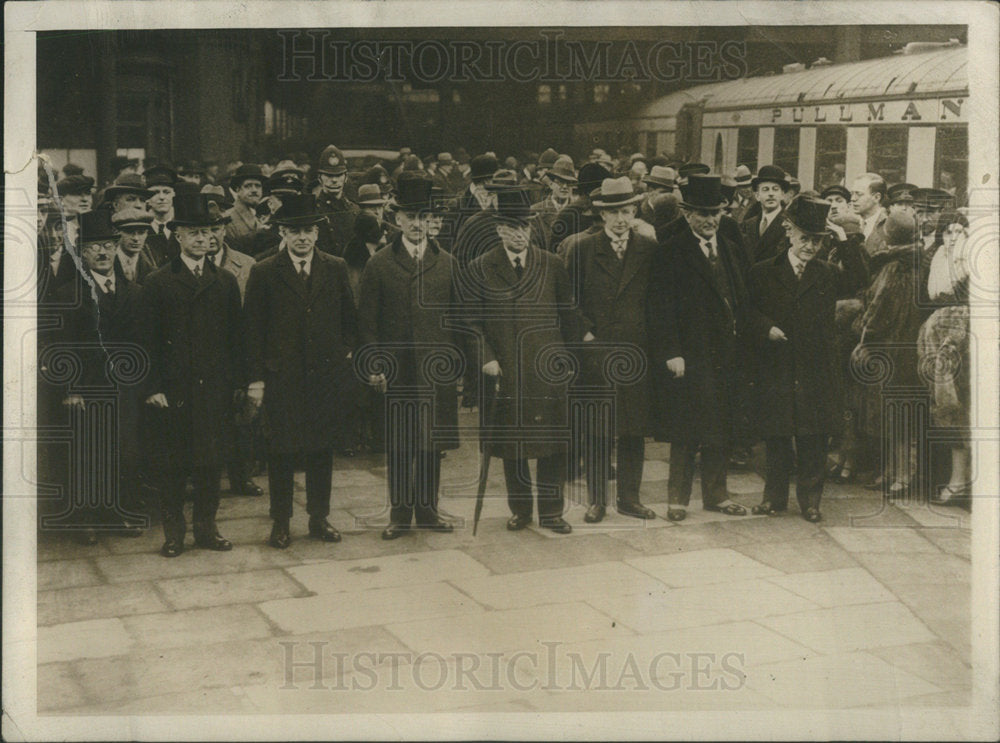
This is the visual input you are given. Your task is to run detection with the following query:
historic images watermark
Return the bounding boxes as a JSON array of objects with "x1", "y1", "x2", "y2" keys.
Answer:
[
  {"x1": 279, "y1": 641, "x2": 747, "y2": 692},
  {"x1": 278, "y1": 30, "x2": 748, "y2": 84}
]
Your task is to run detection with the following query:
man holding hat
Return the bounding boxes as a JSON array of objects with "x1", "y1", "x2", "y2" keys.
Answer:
[
  {"x1": 466, "y1": 186, "x2": 582, "y2": 534},
  {"x1": 112, "y1": 207, "x2": 158, "y2": 284},
  {"x1": 530, "y1": 154, "x2": 577, "y2": 251},
  {"x1": 357, "y1": 172, "x2": 463, "y2": 539},
  {"x1": 649, "y1": 174, "x2": 769, "y2": 521},
  {"x1": 741, "y1": 165, "x2": 792, "y2": 264},
  {"x1": 746, "y1": 195, "x2": 863, "y2": 523},
  {"x1": 564, "y1": 177, "x2": 658, "y2": 523},
  {"x1": 243, "y1": 193, "x2": 358, "y2": 549},
  {"x1": 144, "y1": 164, "x2": 178, "y2": 267},
  {"x1": 140, "y1": 194, "x2": 243, "y2": 557},
  {"x1": 224, "y1": 164, "x2": 265, "y2": 256},
  {"x1": 315, "y1": 144, "x2": 360, "y2": 257}
]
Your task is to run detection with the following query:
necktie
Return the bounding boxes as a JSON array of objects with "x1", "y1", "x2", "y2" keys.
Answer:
[
  {"x1": 193, "y1": 263, "x2": 202, "y2": 278},
  {"x1": 612, "y1": 239, "x2": 627, "y2": 260},
  {"x1": 794, "y1": 261, "x2": 805, "y2": 280},
  {"x1": 514, "y1": 255, "x2": 524, "y2": 279},
  {"x1": 298, "y1": 260, "x2": 309, "y2": 281},
  {"x1": 759, "y1": 216, "x2": 768, "y2": 236},
  {"x1": 157, "y1": 223, "x2": 165, "y2": 238},
  {"x1": 411, "y1": 248, "x2": 421, "y2": 262},
  {"x1": 105, "y1": 278, "x2": 114, "y2": 295},
  {"x1": 703, "y1": 240, "x2": 717, "y2": 263}
]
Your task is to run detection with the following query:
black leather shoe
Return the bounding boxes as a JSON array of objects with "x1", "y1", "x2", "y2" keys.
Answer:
[
  {"x1": 506, "y1": 514, "x2": 531, "y2": 531},
  {"x1": 308, "y1": 517, "x2": 342, "y2": 543},
  {"x1": 752, "y1": 501, "x2": 779, "y2": 516},
  {"x1": 804, "y1": 508, "x2": 822, "y2": 523},
  {"x1": 381, "y1": 523, "x2": 410, "y2": 540},
  {"x1": 160, "y1": 539, "x2": 183, "y2": 558},
  {"x1": 540, "y1": 517, "x2": 572, "y2": 534},
  {"x1": 233, "y1": 480, "x2": 264, "y2": 497},
  {"x1": 584, "y1": 504, "x2": 606, "y2": 523},
  {"x1": 194, "y1": 531, "x2": 233, "y2": 551},
  {"x1": 418, "y1": 519, "x2": 454, "y2": 533},
  {"x1": 269, "y1": 521, "x2": 291, "y2": 549},
  {"x1": 617, "y1": 501, "x2": 656, "y2": 519},
  {"x1": 667, "y1": 507, "x2": 687, "y2": 522}
]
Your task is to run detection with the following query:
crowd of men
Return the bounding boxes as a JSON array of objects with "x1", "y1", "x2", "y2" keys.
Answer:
[{"x1": 36, "y1": 143, "x2": 972, "y2": 558}]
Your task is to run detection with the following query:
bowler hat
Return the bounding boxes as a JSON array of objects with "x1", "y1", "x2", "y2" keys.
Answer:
[
  {"x1": 887, "y1": 183, "x2": 918, "y2": 205},
  {"x1": 679, "y1": 174, "x2": 727, "y2": 210},
  {"x1": 732, "y1": 164, "x2": 753, "y2": 186},
  {"x1": 56, "y1": 175, "x2": 95, "y2": 196},
  {"x1": 821, "y1": 184, "x2": 851, "y2": 201},
  {"x1": 783, "y1": 195, "x2": 833, "y2": 235},
  {"x1": 577, "y1": 162, "x2": 613, "y2": 193},
  {"x1": 470, "y1": 154, "x2": 500, "y2": 182},
  {"x1": 537, "y1": 148, "x2": 559, "y2": 168},
  {"x1": 356, "y1": 183, "x2": 388, "y2": 206},
  {"x1": 168, "y1": 193, "x2": 226, "y2": 230},
  {"x1": 112, "y1": 207, "x2": 154, "y2": 230},
  {"x1": 591, "y1": 177, "x2": 644, "y2": 208},
  {"x1": 394, "y1": 172, "x2": 434, "y2": 212},
  {"x1": 495, "y1": 187, "x2": 534, "y2": 225},
  {"x1": 272, "y1": 193, "x2": 327, "y2": 226},
  {"x1": 103, "y1": 173, "x2": 152, "y2": 203},
  {"x1": 751, "y1": 165, "x2": 790, "y2": 191},
  {"x1": 484, "y1": 169, "x2": 522, "y2": 191},
  {"x1": 546, "y1": 155, "x2": 578, "y2": 184},
  {"x1": 144, "y1": 165, "x2": 177, "y2": 188},
  {"x1": 229, "y1": 164, "x2": 265, "y2": 189},
  {"x1": 316, "y1": 145, "x2": 348, "y2": 175},
  {"x1": 79, "y1": 209, "x2": 118, "y2": 243},
  {"x1": 266, "y1": 171, "x2": 304, "y2": 196},
  {"x1": 643, "y1": 165, "x2": 677, "y2": 189}
]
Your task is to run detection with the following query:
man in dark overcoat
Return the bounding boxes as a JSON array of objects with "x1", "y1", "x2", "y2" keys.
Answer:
[
  {"x1": 467, "y1": 187, "x2": 582, "y2": 534},
  {"x1": 144, "y1": 165, "x2": 179, "y2": 267},
  {"x1": 140, "y1": 194, "x2": 244, "y2": 557},
  {"x1": 243, "y1": 193, "x2": 359, "y2": 549},
  {"x1": 314, "y1": 144, "x2": 360, "y2": 256},
  {"x1": 564, "y1": 177, "x2": 658, "y2": 523},
  {"x1": 648, "y1": 175, "x2": 770, "y2": 521},
  {"x1": 740, "y1": 165, "x2": 791, "y2": 264},
  {"x1": 357, "y1": 173, "x2": 463, "y2": 539},
  {"x1": 746, "y1": 196, "x2": 866, "y2": 522},
  {"x1": 112, "y1": 207, "x2": 158, "y2": 284}
]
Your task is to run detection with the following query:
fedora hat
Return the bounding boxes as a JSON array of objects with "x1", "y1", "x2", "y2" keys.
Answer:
[
  {"x1": 546, "y1": 155, "x2": 578, "y2": 184},
  {"x1": 111, "y1": 207, "x2": 154, "y2": 231},
  {"x1": 103, "y1": 172, "x2": 152, "y2": 202},
  {"x1": 591, "y1": 177, "x2": 644, "y2": 208},
  {"x1": 229, "y1": 164, "x2": 265, "y2": 189},
  {"x1": 783, "y1": 195, "x2": 833, "y2": 236},
  {"x1": 79, "y1": 209, "x2": 118, "y2": 243},
  {"x1": 356, "y1": 183, "x2": 388, "y2": 206},
  {"x1": 394, "y1": 172, "x2": 434, "y2": 212},
  {"x1": 733, "y1": 164, "x2": 753, "y2": 186},
  {"x1": 821, "y1": 184, "x2": 851, "y2": 201},
  {"x1": 168, "y1": 193, "x2": 227, "y2": 229},
  {"x1": 643, "y1": 165, "x2": 677, "y2": 189},
  {"x1": 469, "y1": 154, "x2": 499, "y2": 182},
  {"x1": 271, "y1": 193, "x2": 326, "y2": 226},
  {"x1": 316, "y1": 144, "x2": 348, "y2": 175},
  {"x1": 200, "y1": 184, "x2": 233, "y2": 208},
  {"x1": 495, "y1": 187, "x2": 534, "y2": 225},
  {"x1": 144, "y1": 165, "x2": 177, "y2": 188},
  {"x1": 484, "y1": 169, "x2": 522, "y2": 191},
  {"x1": 679, "y1": 174, "x2": 727, "y2": 210},
  {"x1": 751, "y1": 165, "x2": 790, "y2": 191}
]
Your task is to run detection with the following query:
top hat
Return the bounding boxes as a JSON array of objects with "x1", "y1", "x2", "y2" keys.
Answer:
[
  {"x1": 679, "y1": 174, "x2": 727, "y2": 210},
  {"x1": 56, "y1": 175, "x2": 95, "y2": 196},
  {"x1": 751, "y1": 165, "x2": 790, "y2": 191},
  {"x1": 271, "y1": 193, "x2": 327, "y2": 226},
  {"x1": 820, "y1": 184, "x2": 851, "y2": 201},
  {"x1": 733, "y1": 164, "x2": 753, "y2": 186},
  {"x1": 887, "y1": 182, "x2": 918, "y2": 204},
  {"x1": 229, "y1": 164, "x2": 265, "y2": 189},
  {"x1": 546, "y1": 155, "x2": 578, "y2": 184},
  {"x1": 484, "y1": 169, "x2": 522, "y2": 191},
  {"x1": 168, "y1": 193, "x2": 227, "y2": 230},
  {"x1": 577, "y1": 162, "x2": 613, "y2": 193},
  {"x1": 911, "y1": 187, "x2": 953, "y2": 209},
  {"x1": 266, "y1": 171, "x2": 304, "y2": 196},
  {"x1": 112, "y1": 207, "x2": 154, "y2": 230},
  {"x1": 394, "y1": 172, "x2": 434, "y2": 212},
  {"x1": 103, "y1": 173, "x2": 153, "y2": 203},
  {"x1": 591, "y1": 177, "x2": 644, "y2": 208},
  {"x1": 495, "y1": 187, "x2": 534, "y2": 225},
  {"x1": 62, "y1": 162, "x2": 85, "y2": 177},
  {"x1": 356, "y1": 183, "x2": 388, "y2": 206},
  {"x1": 316, "y1": 145, "x2": 348, "y2": 175},
  {"x1": 144, "y1": 165, "x2": 177, "y2": 188},
  {"x1": 470, "y1": 154, "x2": 500, "y2": 182},
  {"x1": 643, "y1": 165, "x2": 677, "y2": 189},
  {"x1": 537, "y1": 148, "x2": 559, "y2": 168},
  {"x1": 783, "y1": 195, "x2": 833, "y2": 235},
  {"x1": 79, "y1": 209, "x2": 118, "y2": 243}
]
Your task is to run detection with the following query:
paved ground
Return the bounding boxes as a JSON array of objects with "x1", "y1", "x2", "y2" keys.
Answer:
[{"x1": 37, "y1": 412, "x2": 972, "y2": 716}]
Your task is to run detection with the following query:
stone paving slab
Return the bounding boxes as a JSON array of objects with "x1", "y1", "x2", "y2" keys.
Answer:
[
  {"x1": 626, "y1": 547, "x2": 781, "y2": 587},
  {"x1": 37, "y1": 535, "x2": 113, "y2": 562},
  {"x1": 824, "y1": 526, "x2": 941, "y2": 554},
  {"x1": 93, "y1": 543, "x2": 300, "y2": 584},
  {"x1": 744, "y1": 651, "x2": 942, "y2": 708},
  {"x1": 121, "y1": 604, "x2": 275, "y2": 650},
  {"x1": 38, "y1": 558, "x2": 104, "y2": 591},
  {"x1": 287, "y1": 549, "x2": 490, "y2": 595},
  {"x1": 36, "y1": 662, "x2": 89, "y2": 712},
  {"x1": 259, "y1": 581, "x2": 484, "y2": 635},
  {"x1": 38, "y1": 581, "x2": 169, "y2": 626},
  {"x1": 852, "y1": 551, "x2": 972, "y2": 586},
  {"x1": 462, "y1": 533, "x2": 644, "y2": 575},
  {"x1": 451, "y1": 560, "x2": 669, "y2": 611},
  {"x1": 603, "y1": 520, "x2": 756, "y2": 555},
  {"x1": 758, "y1": 601, "x2": 937, "y2": 655},
  {"x1": 892, "y1": 500, "x2": 971, "y2": 529},
  {"x1": 77, "y1": 686, "x2": 257, "y2": 715},
  {"x1": 730, "y1": 534, "x2": 860, "y2": 574},
  {"x1": 766, "y1": 567, "x2": 897, "y2": 608},
  {"x1": 716, "y1": 513, "x2": 826, "y2": 542},
  {"x1": 866, "y1": 640, "x2": 972, "y2": 690},
  {"x1": 38, "y1": 618, "x2": 134, "y2": 664},
  {"x1": 914, "y1": 528, "x2": 972, "y2": 560},
  {"x1": 156, "y1": 568, "x2": 310, "y2": 610}
]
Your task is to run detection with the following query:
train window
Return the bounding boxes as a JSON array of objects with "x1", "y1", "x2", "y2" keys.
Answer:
[
  {"x1": 935, "y1": 126, "x2": 967, "y2": 204},
  {"x1": 814, "y1": 126, "x2": 847, "y2": 189},
  {"x1": 537, "y1": 85, "x2": 552, "y2": 105},
  {"x1": 867, "y1": 126, "x2": 908, "y2": 186},
  {"x1": 714, "y1": 133, "x2": 724, "y2": 173},
  {"x1": 736, "y1": 127, "x2": 758, "y2": 172},
  {"x1": 593, "y1": 84, "x2": 610, "y2": 104},
  {"x1": 773, "y1": 127, "x2": 799, "y2": 177}
]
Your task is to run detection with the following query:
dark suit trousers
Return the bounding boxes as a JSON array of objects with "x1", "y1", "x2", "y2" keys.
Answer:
[
  {"x1": 504, "y1": 454, "x2": 566, "y2": 521},
  {"x1": 764, "y1": 435, "x2": 826, "y2": 512},
  {"x1": 668, "y1": 442, "x2": 728, "y2": 508},
  {"x1": 159, "y1": 466, "x2": 221, "y2": 541},
  {"x1": 387, "y1": 446, "x2": 441, "y2": 526},
  {"x1": 268, "y1": 449, "x2": 333, "y2": 522},
  {"x1": 586, "y1": 434, "x2": 645, "y2": 506}
]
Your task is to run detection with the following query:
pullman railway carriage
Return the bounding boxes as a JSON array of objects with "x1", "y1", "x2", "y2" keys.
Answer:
[{"x1": 578, "y1": 43, "x2": 968, "y2": 201}]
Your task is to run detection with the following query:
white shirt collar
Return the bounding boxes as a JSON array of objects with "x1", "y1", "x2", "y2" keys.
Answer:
[
  {"x1": 699, "y1": 234, "x2": 717, "y2": 258},
  {"x1": 210, "y1": 247, "x2": 225, "y2": 266},
  {"x1": 760, "y1": 207, "x2": 780, "y2": 230},
  {"x1": 504, "y1": 245, "x2": 528, "y2": 269},
  {"x1": 605, "y1": 227, "x2": 629, "y2": 244},
  {"x1": 286, "y1": 246, "x2": 315, "y2": 273},
  {"x1": 179, "y1": 253, "x2": 205, "y2": 275},
  {"x1": 401, "y1": 235, "x2": 427, "y2": 260},
  {"x1": 787, "y1": 249, "x2": 807, "y2": 275},
  {"x1": 92, "y1": 270, "x2": 115, "y2": 293}
]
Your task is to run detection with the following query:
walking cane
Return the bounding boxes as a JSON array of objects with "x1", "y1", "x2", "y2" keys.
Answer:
[{"x1": 473, "y1": 375, "x2": 500, "y2": 536}]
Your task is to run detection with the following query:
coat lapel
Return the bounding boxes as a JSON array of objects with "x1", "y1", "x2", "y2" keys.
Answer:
[
  {"x1": 681, "y1": 233, "x2": 719, "y2": 300},
  {"x1": 776, "y1": 253, "x2": 799, "y2": 294},
  {"x1": 617, "y1": 232, "x2": 647, "y2": 295},
  {"x1": 486, "y1": 245, "x2": 519, "y2": 287},
  {"x1": 277, "y1": 249, "x2": 309, "y2": 301},
  {"x1": 797, "y1": 259, "x2": 821, "y2": 296},
  {"x1": 593, "y1": 233, "x2": 621, "y2": 281},
  {"x1": 392, "y1": 239, "x2": 418, "y2": 275},
  {"x1": 170, "y1": 256, "x2": 201, "y2": 294}
]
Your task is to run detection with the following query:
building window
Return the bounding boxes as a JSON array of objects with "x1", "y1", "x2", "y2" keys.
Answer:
[
  {"x1": 736, "y1": 127, "x2": 759, "y2": 173},
  {"x1": 264, "y1": 100, "x2": 275, "y2": 136},
  {"x1": 814, "y1": 126, "x2": 847, "y2": 189},
  {"x1": 867, "y1": 126, "x2": 908, "y2": 186},
  {"x1": 557, "y1": 84, "x2": 567, "y2": 102},
  {"x1": 593, "y1": 83, "x2": 610, "y2": 104},
  {"x1": 537, "y1": 84, "x2": 552, "y2": 105},
  {"x1": 773, "y1": 127, "x2": 799, "y2": 177},
  {"x1": 935, "y1": 125, "x2": 967, "y2": 203},
  {"x1": 452, "y1": 90, "x2": 461, "y2": 105}
]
